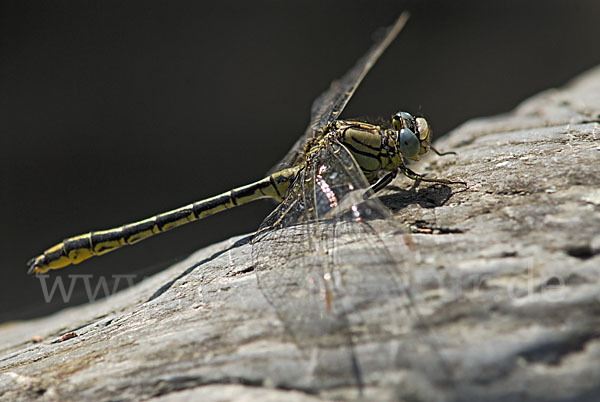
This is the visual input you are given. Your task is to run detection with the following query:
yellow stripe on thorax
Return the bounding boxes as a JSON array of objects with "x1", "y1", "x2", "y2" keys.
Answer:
[{"x1": 338, "y1": 122, "x2": 384, "y2": 172}]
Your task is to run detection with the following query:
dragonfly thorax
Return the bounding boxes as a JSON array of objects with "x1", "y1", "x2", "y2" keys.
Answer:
[
  {"x1": 333, "y1": 120, "x2": 400, "y2": 184},
  {"x1": 333, "y1": 111, "x2": 432, "y2": 184}
]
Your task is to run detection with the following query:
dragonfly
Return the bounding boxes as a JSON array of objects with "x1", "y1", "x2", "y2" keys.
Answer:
[
  {"x1": 27, "y1": 11, "x2": 463, "y2": 281},
  {"x1": 27, "y1": 11, "x2": 467, "y2": 394}
]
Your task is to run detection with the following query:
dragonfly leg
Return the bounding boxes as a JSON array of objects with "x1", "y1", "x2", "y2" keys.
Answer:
[
  {"x1": 399, "y1": 165, "x2": 467, "y2": 186},
  {"x1": 363, "y1": 170, "x2": 397, "y2": 200},
  {"x1": 431, "y1": 145, "x2": 457, "y2": 156}
]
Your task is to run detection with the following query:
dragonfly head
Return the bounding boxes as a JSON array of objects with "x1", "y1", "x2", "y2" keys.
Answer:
[{"x1": 392, "y1": 111, "x2": 431, "y2": 161}]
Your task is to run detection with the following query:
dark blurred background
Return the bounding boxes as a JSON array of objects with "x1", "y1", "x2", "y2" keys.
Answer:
[{"x1": 2, "y1": 1, "x2": 600, "y2": 323}]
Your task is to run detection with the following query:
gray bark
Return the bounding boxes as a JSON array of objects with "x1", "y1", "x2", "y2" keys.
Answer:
[{"x1": 1, "y1": 66, "x2": 600, "y2": 402}]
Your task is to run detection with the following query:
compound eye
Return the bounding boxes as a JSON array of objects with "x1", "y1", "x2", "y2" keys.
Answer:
[
  {"x1": 398, "y1": 128, "x2": 420, "y2": 158},
  {"x1": 393, "y1": 111, "x2": 414, "y2": 131},
  {"x1": 396, "y1": 111, "x2": 413, "y2": 120}
]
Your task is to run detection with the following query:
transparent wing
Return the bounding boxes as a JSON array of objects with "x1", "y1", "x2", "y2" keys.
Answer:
[
  {"x1": 269, "y1": 12, "x2": 409, "y2": 173},
  {"x1": 252, "y1": 139, "x2": 430, "y2": 387}
]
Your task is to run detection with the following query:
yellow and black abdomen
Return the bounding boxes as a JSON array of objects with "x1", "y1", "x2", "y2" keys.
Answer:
[{"x1": 27, "y1": 167, "x2": 299, "y2": 275}]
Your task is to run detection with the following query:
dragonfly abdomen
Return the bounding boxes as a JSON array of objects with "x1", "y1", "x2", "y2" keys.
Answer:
[{"x1": 27, "y1": 167, "x2": 298, "y2": 275}]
